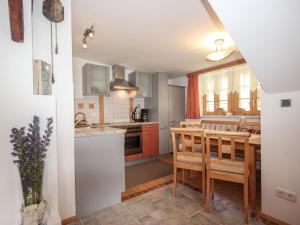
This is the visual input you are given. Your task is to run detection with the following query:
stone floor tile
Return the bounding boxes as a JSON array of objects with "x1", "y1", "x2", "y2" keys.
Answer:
[
  {"x1": 82, "y1": 217, "x2": 101, "y2": 225},
  {"x1": 67, "y1": 221, "x2": 83, "y2": 225},
  {"x1": 138, "y1": 215, "x2": 159, "y2": 225},
  {"x1": 191, "y1": 211, "x2": 221, "y2": 225},
  {"x1": 158, "y1": 212, "x2": 198, "y2": 225},
  {"x1": 95, "y1": 204, "x2": 131, "y2": 224},
  {"x1": 171, "y1": 195, "x2": 202, "y2": 216},
  {"x1": 123, "y1": 196, "x2": 158, "y2": 218},
  {"x1": 102, "y1": 216, "x2": 142, "y2": 225}
]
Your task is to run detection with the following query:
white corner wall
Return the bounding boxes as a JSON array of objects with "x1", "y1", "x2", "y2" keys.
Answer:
[
  {"x1": 261, "y1": 90, "x2": 300, "y2": 224},
  {"x1": 32, "y1": 0, "x2": 75, "y2": 220},
  {"x1": 0, "y1": 0, "x2": 75, "y2": 223}
]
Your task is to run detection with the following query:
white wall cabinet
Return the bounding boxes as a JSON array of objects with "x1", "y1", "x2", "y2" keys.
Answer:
[
  {"x1": 129, "y1": 72, "x2": 152, "y2": 98},
  {"x1": 82, "y1": 63, "x2": 110, "y2": 96}
]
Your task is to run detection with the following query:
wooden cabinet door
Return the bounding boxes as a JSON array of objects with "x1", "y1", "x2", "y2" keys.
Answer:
[
  {"x1": 142, "y1": 124, "x2": 159, "y2": 157},
  {"x1": 151, "y1": 125, "x2": 159, "y2": 157},
  {"x1": 142, "y1": 131, "x2": 152, "y2": 157}
]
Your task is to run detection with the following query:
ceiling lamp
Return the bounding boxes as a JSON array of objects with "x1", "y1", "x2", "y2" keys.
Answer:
[
  {"x1": 206, "y1": 39, "x2": 234, "y2": 62},
  {"x1": 82, "y1": 25, "x2": 95, "y2": 49}
]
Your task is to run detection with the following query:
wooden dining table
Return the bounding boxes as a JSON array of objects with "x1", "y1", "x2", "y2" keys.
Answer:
[{"x1": 194, "y1": 131, "x2": 261, "y2": 216}]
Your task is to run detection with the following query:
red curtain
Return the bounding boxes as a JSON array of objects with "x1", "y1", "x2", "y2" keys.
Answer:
[{"x1": 186, "y1": 72, "x2": 200, "y2": 119}]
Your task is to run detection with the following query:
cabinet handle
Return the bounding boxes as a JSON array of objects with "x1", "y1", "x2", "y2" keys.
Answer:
[
  {"x1": 144, "y1": 133, "x2": 150, "y2": 135},
  {"x1": 147, "y1": 125, "x2": 152, "y2": 128}
]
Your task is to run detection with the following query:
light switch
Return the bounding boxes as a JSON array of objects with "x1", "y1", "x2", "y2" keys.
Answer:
[{"x1": 281, "y1": 99, "x2": 291, "y2": 108}]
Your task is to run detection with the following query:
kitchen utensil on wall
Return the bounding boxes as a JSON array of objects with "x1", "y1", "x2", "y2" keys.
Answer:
[
  {"x1": 42, "y1": 0, "x2": 65, "y2": 84},
  {"x1": 8, "y1": 0, "x2": 24, "y2": 42}
]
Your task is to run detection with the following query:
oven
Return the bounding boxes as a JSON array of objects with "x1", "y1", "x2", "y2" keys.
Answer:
[
  {"x1": 125, "y1": 133, "x2": 141, "y2": 156},
  {"x1": 112, "y1": 125, "x2": 143, "y2": 156}
]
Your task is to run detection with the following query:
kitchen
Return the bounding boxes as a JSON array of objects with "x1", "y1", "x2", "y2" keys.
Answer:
[{"x1": 73, "y1": 59, "x2": 186, "y2": 216}]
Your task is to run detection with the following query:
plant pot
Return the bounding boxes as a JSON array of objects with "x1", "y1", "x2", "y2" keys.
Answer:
[{"x1": 22, "y1": 200, "x2": 47, "y2": 225}]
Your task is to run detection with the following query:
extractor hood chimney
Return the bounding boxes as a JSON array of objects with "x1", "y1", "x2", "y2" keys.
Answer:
[{"x1": 110, "y1": 65, "x2": 139, "y2": 91}]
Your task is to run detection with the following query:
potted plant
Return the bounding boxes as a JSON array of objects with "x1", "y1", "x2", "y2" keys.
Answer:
[{"x1": 10, "y1": 116, "x2": 53, "y2": 225}]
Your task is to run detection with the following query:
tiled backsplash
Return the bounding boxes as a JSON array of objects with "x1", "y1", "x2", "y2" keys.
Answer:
[
  {"x1": 74, "y1": 92, "x2": 145, "y2": 124},
  {"x1": 75, "y1": 96, "x2": 99, "y2": 124}
]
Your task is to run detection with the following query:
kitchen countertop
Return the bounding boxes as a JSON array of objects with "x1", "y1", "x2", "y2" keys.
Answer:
[
  {"x1": 107, "y1": 121, "x2": 159, "y2": 126},
  {"x1": 75, "y1": 126, "x2": 126, "y2": 138},
  {"x1": 75, "y1": 121, "x2": 159, "y2": 137}
]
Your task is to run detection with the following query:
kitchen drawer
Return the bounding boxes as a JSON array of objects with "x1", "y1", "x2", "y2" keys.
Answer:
[{"x1": 142, "y1": 123, "x2": 159, "y2": 133}]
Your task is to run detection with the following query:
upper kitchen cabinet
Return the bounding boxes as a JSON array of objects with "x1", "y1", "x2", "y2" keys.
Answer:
[
  {"x1": 82, "y1": 63, "x2": 110, "y2": 96},
  {"x1": 129, "y1": 72, "x2": 152, "y2": 98}
]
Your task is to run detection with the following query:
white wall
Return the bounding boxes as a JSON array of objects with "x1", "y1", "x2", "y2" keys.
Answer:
[
  {"x1": 261, "y1": 90, "x2": 300, "y2": 224},
  {"x1": 0, "y1": 0, "x2": 75, "y2": 223},
  {"x1": 0, "y1": 1, "x2": 60, "y2": 225}
]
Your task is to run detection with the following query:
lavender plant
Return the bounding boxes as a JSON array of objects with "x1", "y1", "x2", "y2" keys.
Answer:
[{"x1": 10, "y1": 116, "x2": 53, "y2": 207}]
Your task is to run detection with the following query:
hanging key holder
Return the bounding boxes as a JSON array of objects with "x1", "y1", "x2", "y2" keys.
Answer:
[{"x1": 42, "y1": 0, "x2": 64, "y2": 84}]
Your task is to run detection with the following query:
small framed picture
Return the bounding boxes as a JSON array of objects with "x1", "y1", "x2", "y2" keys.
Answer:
[{"x1": 33, "y1": 60, "x2": 52, "y2": 95}]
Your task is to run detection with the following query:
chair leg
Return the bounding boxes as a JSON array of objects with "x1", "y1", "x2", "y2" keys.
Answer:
[
  {"x1": 182, "y1": 169, "x2": 185, "y2": 184},
  {"x1": 244, "y1": 176, "x2": 249, "y2": 224},
  {"x1": 173, "y1": 166, "x2": 177, "y2": 197},
  {"x1": 205, "y1": 175, "x2": 211, "y2": 212},
  {"x1": 211, "y1": 179, "x2": 215, "y2": 200},
  {"x1": 201, "y1": 171, "x2": 205, "y2": 204}
]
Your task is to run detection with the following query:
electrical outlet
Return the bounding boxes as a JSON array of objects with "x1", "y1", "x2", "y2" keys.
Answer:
[{"x1": 276, "y1": 187, "x2": 297, "y2": 203}]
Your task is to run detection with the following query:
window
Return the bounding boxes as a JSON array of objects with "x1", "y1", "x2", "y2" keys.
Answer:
[
  {"x1": 238, "y1": 73, "x2": 251, "y2": 111},
  {"x1": 219, "y1": 77, "x2": 229, "y2": 111},
  {"x1": 206, "y1": 79, "x2": 215, "y2": 112},
  {"x1": 199, "y1": 63, "x2": 260, "y2": 116}
]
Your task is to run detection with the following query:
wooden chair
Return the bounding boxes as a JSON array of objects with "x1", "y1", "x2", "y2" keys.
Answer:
[
  {"x1": 180, "y1": 121, "x2": 202, "y2": 128},
  {"x1": 205, "y1": 130, "x2": 251, "y2": 224},
  {"x1": 171, "y1": 128, "x2": 206, "y2": 202}
]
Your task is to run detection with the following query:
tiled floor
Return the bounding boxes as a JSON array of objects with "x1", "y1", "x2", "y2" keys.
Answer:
[{"x1": 71, "y1": 183, "x2": 264, "y2": 225}]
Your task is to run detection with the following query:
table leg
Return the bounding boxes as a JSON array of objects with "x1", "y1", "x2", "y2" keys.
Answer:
[{"x1": 249, "y1": 145, "x2": 256, "y2": 216}]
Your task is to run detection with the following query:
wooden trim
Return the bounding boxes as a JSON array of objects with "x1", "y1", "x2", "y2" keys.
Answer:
[
  {"x1": 125, "y1": 153, "x2": 143, "y2": 161},
  {"x1": 188, "y1": 59, "x2": 246, "y2": 76},
  {"x1": 129, "y1": 97, "x2": 134, "y2": 122},
  {"x1": 99, "y1": 96, "x2": 104, "y2": 124},
  {"x1": 62, "y1": 216, "x2": 78, "y2": 225},
  {"x1": 260, "y1": 212, "x2": 290, "y2": 225}
]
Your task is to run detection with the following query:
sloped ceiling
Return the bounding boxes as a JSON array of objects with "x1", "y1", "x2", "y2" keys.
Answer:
[
  {"x1": 72, "y1": 0, "x2": 242, "y2": 77},
  {"x1": 208, "y1": 0, "x2": 300, "y2": 93}
]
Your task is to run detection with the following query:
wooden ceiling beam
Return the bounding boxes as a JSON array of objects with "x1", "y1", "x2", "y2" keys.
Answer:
[{"x1": 188, "y1": 58, "x2": 246, "y2": 76}]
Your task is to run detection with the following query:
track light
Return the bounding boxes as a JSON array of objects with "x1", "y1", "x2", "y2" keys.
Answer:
[
  {"x1": 82, "y1": 25, "x2": 95, "y2": 49},
  {"x1": 82, "y1": 38, "x2": 88, "y2": 49}
]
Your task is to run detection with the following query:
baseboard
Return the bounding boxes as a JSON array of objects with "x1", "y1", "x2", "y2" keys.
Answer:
[
  {"x1": 260, "y1": 212, "x2": 290, "y2": 225},
  {"x1": 62, "y1": 216, "x2": 78, "y2": 225}
]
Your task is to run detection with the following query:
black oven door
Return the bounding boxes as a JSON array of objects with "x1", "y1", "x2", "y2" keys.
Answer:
[{"x1": 125, "y1": 132, "x2": 142, "y2": 156}]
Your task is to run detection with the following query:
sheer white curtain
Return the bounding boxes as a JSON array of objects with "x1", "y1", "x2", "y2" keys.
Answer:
[{"x1": 199, "y1": 63, "x2": 259, "y2": 97}]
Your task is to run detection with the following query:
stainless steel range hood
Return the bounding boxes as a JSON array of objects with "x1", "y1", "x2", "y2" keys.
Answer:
[{"x1": 110, "y1": 65, "x2": 139, "y2": 91}]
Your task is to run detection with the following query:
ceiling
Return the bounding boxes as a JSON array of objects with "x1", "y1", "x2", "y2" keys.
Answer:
[
  {"x1": 72, "y1": 0, "x2": 242, "y2": 77},
  {"x1": 208, "y1": 0, "x2": 300, "y2": 93}
]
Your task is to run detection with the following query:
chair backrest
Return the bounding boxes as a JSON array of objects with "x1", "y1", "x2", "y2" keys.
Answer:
[
  {"x1": 171, "y1": 128, "x2": 205, "y2": 154},
  {"x1": 180, "y1": 121, "x2": 202, "y2": 128},
  {"x1": 201, "y1": 119, "x2": 261, "y2": 134},
  {"x1": 201, "y1": 120, "x2": 239, "y2": 131},
  {"x1": 205, "y1": 130, "x2": 250, "y2": 168}
]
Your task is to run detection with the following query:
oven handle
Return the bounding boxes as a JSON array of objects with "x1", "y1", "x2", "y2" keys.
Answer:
[{"x1": 125, "y1": 132, "x2": 142, "y2": 137}]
